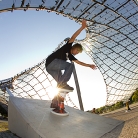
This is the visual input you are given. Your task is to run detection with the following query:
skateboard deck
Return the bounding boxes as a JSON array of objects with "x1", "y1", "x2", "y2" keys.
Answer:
[{"x1": 50, "y1": 89, "x2": 72, "y2": 116}]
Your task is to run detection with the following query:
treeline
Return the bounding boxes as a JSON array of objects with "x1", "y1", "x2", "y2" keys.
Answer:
[{"x1": 89, "y1": 88, "x2": 138, "y2": 114}]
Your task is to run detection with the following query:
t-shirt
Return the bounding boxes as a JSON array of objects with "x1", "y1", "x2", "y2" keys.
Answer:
[{"x1": 46, "y1": 41, "x2": 77, "y2": 67}]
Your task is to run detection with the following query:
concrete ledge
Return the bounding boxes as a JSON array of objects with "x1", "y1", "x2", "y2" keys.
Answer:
[{"x1": 8, "y1": 97, "x2": 123, "y2": 138}]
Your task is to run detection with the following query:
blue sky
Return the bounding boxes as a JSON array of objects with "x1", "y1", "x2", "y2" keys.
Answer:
[{"x1": 0, "y1": 10, "x2": 106, "y2": 110}]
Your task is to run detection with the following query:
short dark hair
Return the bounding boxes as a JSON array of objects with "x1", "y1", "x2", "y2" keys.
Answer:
[{"x1": 72, "y1": 43, "x2": 83, "y2": 53}]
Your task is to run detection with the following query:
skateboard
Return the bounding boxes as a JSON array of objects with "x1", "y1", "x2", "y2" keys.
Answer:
[{"x1": 50, "y1": 89, "x2": 72, "y2": 116}]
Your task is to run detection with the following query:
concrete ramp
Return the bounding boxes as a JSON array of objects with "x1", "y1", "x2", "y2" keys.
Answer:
[{"x1": 8, "y1": 97, "x2": 123, "y2": 138}]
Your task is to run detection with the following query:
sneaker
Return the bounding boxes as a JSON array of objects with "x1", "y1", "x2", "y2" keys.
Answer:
[
  {"x1": 50, "y1": 96, "x2": 58, "y2": 109},
  {"x1": 57, "y1": 83, "x2": 74, "y2": 91}
]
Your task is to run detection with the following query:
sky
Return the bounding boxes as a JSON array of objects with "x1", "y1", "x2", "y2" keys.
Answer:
[{"x1": 0, "y1": 10, "x2": 106, "y2": 111}]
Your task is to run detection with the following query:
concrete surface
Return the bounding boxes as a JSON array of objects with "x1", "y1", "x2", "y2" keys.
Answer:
[
  {"x1": 8, "y1": 96, "x2": 123, "y2": 138},
  {"x1": 101, "y1": 102, "x2": 138, "y2": 138}
]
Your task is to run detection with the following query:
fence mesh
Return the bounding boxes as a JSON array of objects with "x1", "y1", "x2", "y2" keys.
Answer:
[{"x1": 0, "y1": 0, "x2": 138, "y2": 109}]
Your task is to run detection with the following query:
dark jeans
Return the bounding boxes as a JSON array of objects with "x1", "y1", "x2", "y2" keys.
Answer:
[{"x1": 46, "y1": 59, "x2": 74, "y2": 85}]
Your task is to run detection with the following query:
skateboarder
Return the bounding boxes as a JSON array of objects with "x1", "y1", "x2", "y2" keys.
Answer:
[{"x1": 45, "y1": 20, "x2": 96, "y2": 91}]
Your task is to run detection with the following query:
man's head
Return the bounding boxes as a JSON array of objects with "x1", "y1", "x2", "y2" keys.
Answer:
[{"x1": 71, "y1": 43, "x2": 83, "y2": 55}]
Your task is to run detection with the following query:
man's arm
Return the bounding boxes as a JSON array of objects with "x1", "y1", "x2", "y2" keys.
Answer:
[
  {"x1": 73, "y1": 60, "x2": 97, "y2": 70},
  {"x1": 69, "y1": 20, "x2": 87, "y2": 43}
]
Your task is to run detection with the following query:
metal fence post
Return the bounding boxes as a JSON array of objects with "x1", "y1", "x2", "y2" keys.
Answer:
[{"x1": 72, "y1": 62, "x2": 84, "y2": 111}]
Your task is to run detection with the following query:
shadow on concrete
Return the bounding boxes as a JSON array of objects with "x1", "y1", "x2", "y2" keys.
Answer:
[
  {"x1": 100, "y1": 122, "x2": 125, "y2": 138},
  {"x1": 0, "y1": 130, "x2": 21, "y2": 138}
]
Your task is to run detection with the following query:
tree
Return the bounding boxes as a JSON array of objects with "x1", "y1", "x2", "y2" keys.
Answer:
[
  {"x1": 115, "y1": 101, "x2": 124, "y2": 109},
  {"x1": 132, "y1": 94, "x2": 138, "y2": 102},
  {"x1": 131, "y1": 88, "x2": 138, "y2": 103},
  {"x1": 97, "y1": 106, "x2": 106, "y2": 114}
]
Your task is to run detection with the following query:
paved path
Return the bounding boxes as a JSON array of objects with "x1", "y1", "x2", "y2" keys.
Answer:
[
  {"x1": 0, "y1": 102, "x2": 138, "y2": 138},
  {"x1": 101, "y1": 102, "x2": 138, "y2": 138}
]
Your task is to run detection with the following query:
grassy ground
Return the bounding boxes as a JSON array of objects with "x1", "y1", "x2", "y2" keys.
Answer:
[{"x1": 0, "y1": 121, "x2": 9, "y2": 131}]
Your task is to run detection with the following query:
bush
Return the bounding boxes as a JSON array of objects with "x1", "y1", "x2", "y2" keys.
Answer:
[
  {"x1": 130, "y1": 88, "x2": 138, "y2": 103},
  {"x1": 115, "y1": 101, "x2": 124, "y2": 109},
  {"x1": 132, "y1": 93, "x2": 138, "y2": 102}
]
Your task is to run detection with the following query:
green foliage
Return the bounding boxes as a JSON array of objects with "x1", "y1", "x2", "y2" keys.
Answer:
[
  {"x1": 132, "y1": 89, "x2": 138, "y2": 102},
  {"x1": 130, "y1": 88, "x2": 138, "y2": 103},
  {"x1": 97, "y1": 106, "x2": 106, "y2": 114},
  {"x1": 115, "y1": 101, "x2": 124, "y2": 109}
]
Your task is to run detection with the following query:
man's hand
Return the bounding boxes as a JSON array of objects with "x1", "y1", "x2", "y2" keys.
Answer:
[
  {"x1": 74, "y1": 60, "x2": 97, "y2": 70},
  {"x1": 69, "y1": 19, "x2": 87, "y2": 43},
  {"x1": 89, "y1": 64, "x2": 97, "y2": 70},
  {"x1": 81, "y1": 19, "x2": 87, "y2": 29}
]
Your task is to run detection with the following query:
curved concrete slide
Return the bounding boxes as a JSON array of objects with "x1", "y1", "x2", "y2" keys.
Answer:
[{"x1": 8, "y1": 97, "x2": 123, "y2": 138}]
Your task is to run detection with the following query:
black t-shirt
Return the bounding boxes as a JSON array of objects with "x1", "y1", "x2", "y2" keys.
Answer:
[{"x1": 46, "y1": 41, "x2": 77, "y2": 67}]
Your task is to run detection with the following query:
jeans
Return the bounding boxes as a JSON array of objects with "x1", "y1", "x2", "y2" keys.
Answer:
[{"x1": 46, "y1": 59, "x2": 74, "y2": 85}]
